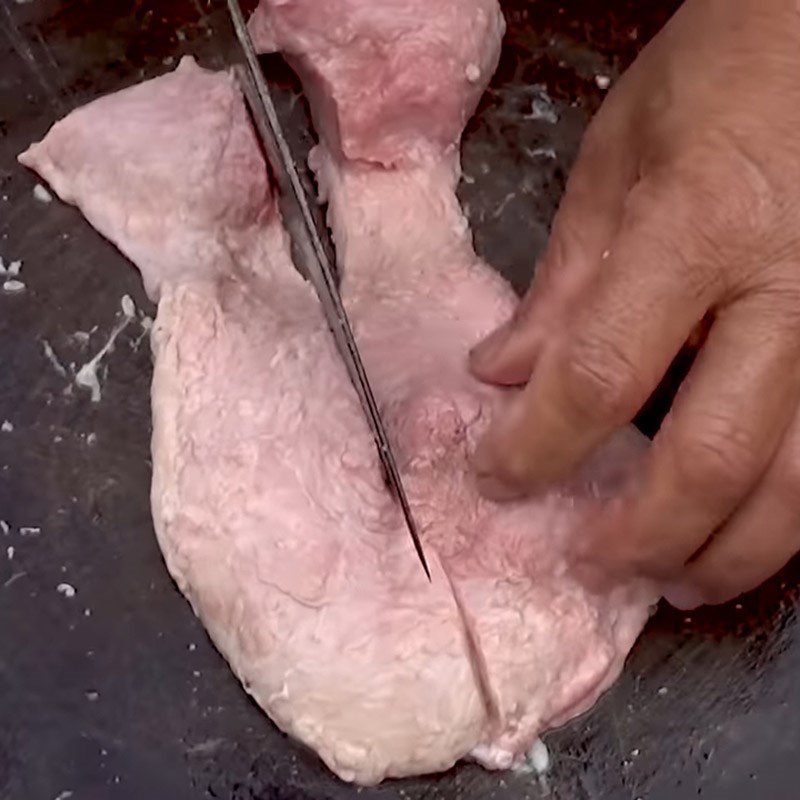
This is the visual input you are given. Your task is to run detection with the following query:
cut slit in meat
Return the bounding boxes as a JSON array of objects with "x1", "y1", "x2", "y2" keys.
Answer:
[{"x1": 18, "y1": 2, "x2": 657, "y2": 785}]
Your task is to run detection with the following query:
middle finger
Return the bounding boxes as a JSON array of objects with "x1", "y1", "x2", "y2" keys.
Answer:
[{"x1": 592, "y1": 293, "x2": 800, "y2": 578}]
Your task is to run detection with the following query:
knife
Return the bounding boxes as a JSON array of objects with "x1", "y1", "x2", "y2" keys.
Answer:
[{"x1": 226, "y1": 0, "x2": 431, "y2": 581}]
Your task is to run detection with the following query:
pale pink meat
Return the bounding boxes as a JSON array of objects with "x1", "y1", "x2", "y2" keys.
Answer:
[
  {"x1": 248, "y1": 0, "x2": 505, "y2": 167},
  {"x1": 18, "y1": 2, "x2": 656, "y2": 784},
  {"x1": 20, "y1": 57, "x2": 273, "y2": 300}
]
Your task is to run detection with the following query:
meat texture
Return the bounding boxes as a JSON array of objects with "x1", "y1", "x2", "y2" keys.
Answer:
[
  {"x1": 19, "y1": 4, "x2": 656, "y2": 785},
  {"x1": 20, "y1": 58, "x2": 273, "y2": 300},
  {"x1": 248, "y1": 0, "x2": 505, "y2": 167}
]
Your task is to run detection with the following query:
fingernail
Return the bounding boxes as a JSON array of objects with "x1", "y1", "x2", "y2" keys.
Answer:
[
  {"x1": 663, "y1": 583, "x2": 705, "y2": 611},
  {"x1": 469, "y1": 321, "x2": 512, "y2": 371}
]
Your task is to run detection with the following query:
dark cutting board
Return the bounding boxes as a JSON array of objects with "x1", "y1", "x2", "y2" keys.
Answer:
[{"x1": 2, "y1": 2, "x2": 799, "y2": 799}]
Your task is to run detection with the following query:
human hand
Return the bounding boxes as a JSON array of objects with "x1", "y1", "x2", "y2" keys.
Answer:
[{"x1": 470, "y1": 0, "x2": 800, "y2": 608}]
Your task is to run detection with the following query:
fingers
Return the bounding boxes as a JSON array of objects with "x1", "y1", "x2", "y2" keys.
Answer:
[
  {"x1": 474, "y1": 177, "x2": 717, "y2": 497},
  {"x1": 597, "y1": 294, "x2": 800, "y2": 581},
  {"x1": 469, "y1": 98, "x2": 639, "y2": 386},
  {"x1": 666, "y1": 405, "x2": 800, "y2": 609}
]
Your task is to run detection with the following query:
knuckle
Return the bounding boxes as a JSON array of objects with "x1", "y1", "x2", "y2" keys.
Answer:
[
  {"x1": 654, "y1": 133, "x2": 795, "y2": 282},
  {"x1": 623, "y1": 181, "x2": 725, "y2": 299},
  {"x1": 669, "y1": 237, "x2": 724, "y2": 301},
  {"x1": 663, "y1": 135, "x2": 763, "y2": 218},
  {"x1": 561, "y1": 331, "x2": 645, "y2": 424},
  {"x1": 675, "y1": 414, "x2": 762, "y2": 495},
  {"x1": 695, "y1": 131, "x2": 778, "y2": 229}
]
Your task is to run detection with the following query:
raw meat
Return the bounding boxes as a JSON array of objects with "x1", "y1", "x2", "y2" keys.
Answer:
[
  {"x1": 18, "y1": 5, "x2": 656, "y2": 785},
  {"x1": 19, "y1": 58, "x2": 274, "y2": 300},
  {"x1": 248, "y1": 0, "x2": 505, "y2": 167}
]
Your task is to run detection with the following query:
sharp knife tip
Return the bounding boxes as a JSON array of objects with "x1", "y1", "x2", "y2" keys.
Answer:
[
  {"x1": 422, "y1": 558, "x2": 432, "y2": 583},
  {"x1": 411, "y1": 532, "x2": 432, "y2": 582}
]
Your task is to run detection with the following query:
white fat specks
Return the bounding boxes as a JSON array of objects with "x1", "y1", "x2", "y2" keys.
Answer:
[
  {"x1": 526, "y1": 87, "x2": 558, "y2": 124},
  {"x1": 528, "y1": 738, "x2": 550, "y2": 774},
  {"x1": 4, "y1": 572, "x2": 25, "y2": 589},
  {"x1": 33, "y1": 183, "x2": 53, "y2": 203},
  {"x1": 185, "y1": 738, "x2": 225, "y2": 757},
  {"x1": 56, "y1": 582, "x2": 76, "y2": 598},
  {"x1": 1, "y1": 258, "x2": 25, "y2": 293},
  {"x1": 595, "y1": 74, "x2": 611, "y2": 90},
  {"x1": 2, "y1": 279, "x2": 25, "y2": 294},
  {"x1": 0, "y1": 258, "x2": 22, "y2": 276},
  {"x1": 465, "y1": 63, "x2": 481, "y2": 82},
  {"x1": 72, "y1": 330, "x2": 93, "y2": 346},
  {"x1": 42, "y1": 340, "x2": 68, "y2": 377},
  {"x1": 510, "y1": 737, "x2": 551, "y2": 780},
  {"x1": 1, "y1": 420, "x2": 12, "y2": 433},
  {"x1": 121, "y1": 294, "x2": 135, "y2": 318},
  {"x1": 132, "y1": 314, "x2": 153, "y2": 349},
  {"x1": 0, "y1": 521, "x2": 9, "y2": 536},
  {"x1": 75, "y1": 295, "x2": 136, "y2": 402},
  {"x1": 491, "y1": 192, "x2": 516, "y2": 219},
  {"x1": 524, "y1": 146, "x2": 556, "y2": 160}
]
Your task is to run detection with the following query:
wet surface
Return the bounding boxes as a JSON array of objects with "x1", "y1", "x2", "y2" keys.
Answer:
[{"x1": 2, "y1": 1, "x2": 799, "y2": 799}]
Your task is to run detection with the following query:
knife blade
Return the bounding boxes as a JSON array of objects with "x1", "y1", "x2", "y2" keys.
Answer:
[{"x1": 226, "y1": 0, "x2": 431, "y2": 581}]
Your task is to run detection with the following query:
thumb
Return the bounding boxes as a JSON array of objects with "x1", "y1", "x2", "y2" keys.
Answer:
[{"x1": 470, "y1": 100, "x2": 638, "y2": 386}]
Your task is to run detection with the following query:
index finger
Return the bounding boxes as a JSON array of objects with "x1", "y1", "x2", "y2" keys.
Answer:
[
  {"x1": 470, "y1": 85, "x2": 642, "y2": 388},
  {"x1": 474, "y1": 178, "x2": 721, "y2": 498}
]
